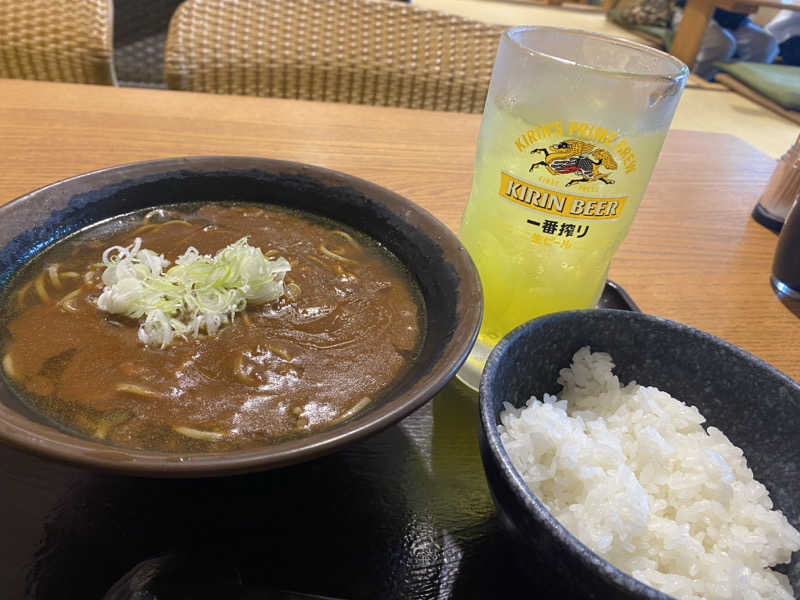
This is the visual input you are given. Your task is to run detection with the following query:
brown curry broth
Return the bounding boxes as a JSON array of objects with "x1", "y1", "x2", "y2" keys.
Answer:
[{"x1": 2, "y1": 204, "x2": 424, "y2": 451}]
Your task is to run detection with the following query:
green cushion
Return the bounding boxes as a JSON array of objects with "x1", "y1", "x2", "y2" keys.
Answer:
[
  {"x1": 714, "y1": 61, "x2": 800, "y2": 110},
  {"x1": 607, "y1": 8, "x2": 674, "y2": 49},
  {"x1": 637, "y1": 24, "x2": 675, "y2": 49}
]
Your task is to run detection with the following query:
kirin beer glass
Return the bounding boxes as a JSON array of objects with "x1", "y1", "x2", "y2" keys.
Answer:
[{"x1": 458, "y1": 27, "x2": 688, "y2": 389}]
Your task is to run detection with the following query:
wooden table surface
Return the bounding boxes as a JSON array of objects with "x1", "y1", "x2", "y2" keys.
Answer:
[{"x1": 0, "y1": 78, "x2": 794, "y2": 381}]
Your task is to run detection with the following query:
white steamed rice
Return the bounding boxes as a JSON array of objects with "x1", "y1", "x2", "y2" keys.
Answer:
[{"x1": 499, "y1": 346, "x2": 800, "y2": 600}]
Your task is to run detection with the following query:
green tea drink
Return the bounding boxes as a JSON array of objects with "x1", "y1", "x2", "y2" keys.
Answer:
[{"x1": 456, "y1": 28, "x2": 687, "y2": 389}]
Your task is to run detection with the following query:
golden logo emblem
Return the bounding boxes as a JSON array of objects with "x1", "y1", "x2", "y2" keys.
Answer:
[{"x1": 529, "y1": 139, "x2": 618, "y2": 187}]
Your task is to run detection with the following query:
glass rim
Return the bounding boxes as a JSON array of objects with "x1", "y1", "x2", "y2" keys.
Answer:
[{"x1": 504, "y1": 26, "x2": 689, "y2": 82}]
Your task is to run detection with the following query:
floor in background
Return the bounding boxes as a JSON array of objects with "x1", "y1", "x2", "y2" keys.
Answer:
[
  {"x1": 676, "y1": 89, "x2": 797, "y2": 158},
  {"x1": 415, "y1": 0, "x2": 798, "y2": 159},
  {"x1": 415, "y1": 0, "x2": 635, "y2": 36}
]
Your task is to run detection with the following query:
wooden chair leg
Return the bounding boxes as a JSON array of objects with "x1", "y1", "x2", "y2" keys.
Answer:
[{"x1": 670, "y1": 0, "x2": 715, "y2": 70}]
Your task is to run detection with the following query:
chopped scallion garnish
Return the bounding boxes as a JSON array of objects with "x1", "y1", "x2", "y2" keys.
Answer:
[{"x1": 96, "y1": 237, "x2": 290, "y2": 348}]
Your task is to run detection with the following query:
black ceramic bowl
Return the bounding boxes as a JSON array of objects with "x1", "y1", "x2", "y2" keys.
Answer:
[
  {"x1": 479, "y1": 309, "x2": 799, "y2": 599},
  {"x1": 0, "y1": 157, "x2": 482, "y2": 477}
]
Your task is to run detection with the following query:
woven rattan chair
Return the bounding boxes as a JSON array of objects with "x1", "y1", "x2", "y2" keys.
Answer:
[
  {"x1": 165, "y1": 0, "x2": 506, "y2": 112},
  {"x1": 0, "y1": 0, "x2": 116, "y2": 85}
]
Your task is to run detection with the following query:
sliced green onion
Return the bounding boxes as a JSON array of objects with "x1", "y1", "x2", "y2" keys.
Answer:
[{"x1": 96, "y1": 237, "x2": 290, "y2": 348}]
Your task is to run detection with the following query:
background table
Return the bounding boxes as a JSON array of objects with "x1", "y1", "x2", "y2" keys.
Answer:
[{"x1": 0, "y1": 79, "x2": 794, "y2": 599}]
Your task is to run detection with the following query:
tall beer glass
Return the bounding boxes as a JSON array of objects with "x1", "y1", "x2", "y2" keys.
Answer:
[{"x1": 457, "y1": 27, "x2": 688, "y2": 389}]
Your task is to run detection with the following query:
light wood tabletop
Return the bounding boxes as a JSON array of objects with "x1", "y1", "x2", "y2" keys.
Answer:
[{"x1": 0, "y1": 78, "x2": 795, "y2": 380}]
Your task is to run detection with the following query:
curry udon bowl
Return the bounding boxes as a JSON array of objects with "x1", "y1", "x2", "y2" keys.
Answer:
[
  {"x1": 0, "y1": 157, "x2": 482, "y2": 477},
  {"x1": 479, "y1": 309, "x2": 800, "y2": 599}
]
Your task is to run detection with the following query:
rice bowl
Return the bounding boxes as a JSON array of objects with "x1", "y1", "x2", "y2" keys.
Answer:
[
  {"x1": 479, "y1": 309, "x2": 800, "y2": 599},
  {"x1": 499, "y1": 346, "x2": 799, "y2": 600}
]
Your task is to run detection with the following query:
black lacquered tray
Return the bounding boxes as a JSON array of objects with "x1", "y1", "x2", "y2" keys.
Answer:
[{"x1": 1, "y1": 283, "x2": 637, "y2": 600}]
